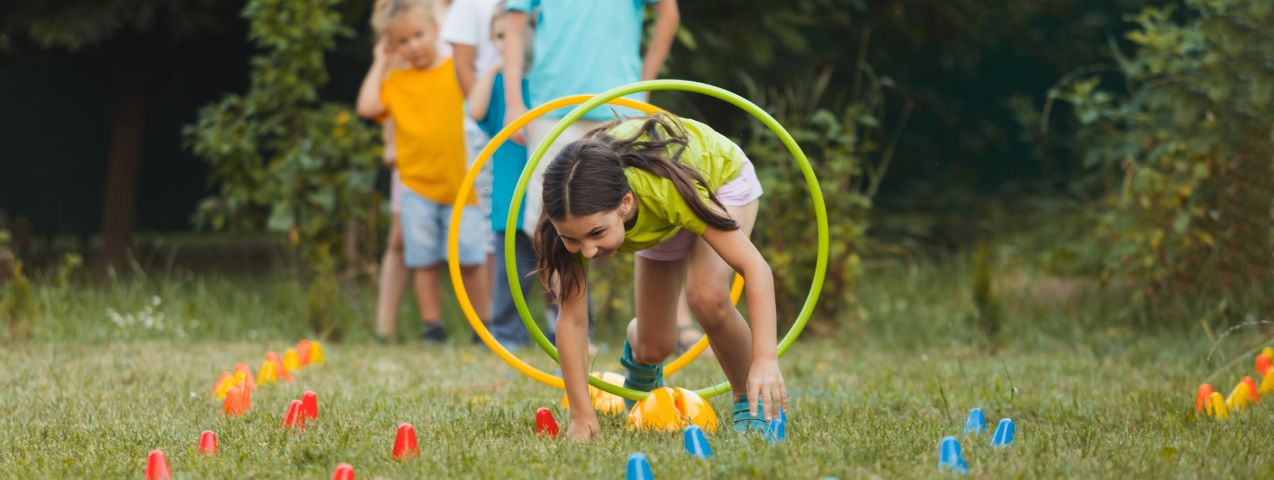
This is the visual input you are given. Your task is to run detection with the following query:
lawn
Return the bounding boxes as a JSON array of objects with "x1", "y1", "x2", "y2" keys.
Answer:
[{"x1": 2, "y1": 262, "x2": 1272, "y2": 478}]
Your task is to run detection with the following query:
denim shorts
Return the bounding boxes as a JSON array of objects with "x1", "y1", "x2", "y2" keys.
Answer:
[{"x1": 400, "y1": 187, "x2": 489, "y2": 268}]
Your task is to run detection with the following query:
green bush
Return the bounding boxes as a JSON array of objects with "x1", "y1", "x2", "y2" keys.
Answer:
[
  {"x1": 1059, "y1": 0, "x2": 1274, "y2": 306},
  {"x1": 185, "y1": 0, "x2": 381, "y2": 267}
]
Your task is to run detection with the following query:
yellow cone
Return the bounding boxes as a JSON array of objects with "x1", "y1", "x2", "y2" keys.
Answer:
[
  {"x1": 561, "y1": 372, "x2": 628, "y2": 414},
  {"x1": 1260, "y1": 370, "x2": 1274, "y2": 395},
  {"x1": 258, "y1": 358, "x2": 278, "y2": 385},
  {"x1": 284, "y1": 348, "x2": 301, "y2": 373},
  {"x1": 1264, "y1": 346, "x2": 1274, "y2": 362},
  {"x1": 1210, "y1": 392, "x2": 1229, "y2": 419},
  {"x1": 1225, "y1": 382, "x2": 1249, "y2": 411},
  {"x1": 626, "y1": 387, "x2": 687, "y2": 431},
  {"x1": 673, "y1": 387, "x2": 719, "y2": 432},
  {"x1": 213, "y1": 371, "x2": 235, "y2": 400},
  {"x1": 308, "y1": 341, "x2": 325, "y2": 365}
]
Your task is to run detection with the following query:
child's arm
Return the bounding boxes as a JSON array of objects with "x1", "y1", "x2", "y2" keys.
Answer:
[
  {"x1": 700, "y1": 226, "x2": 786, "y2": 421},
  {"x1": 467, "y1": 62, "x2": 502, "y2": 122},
  {"x1": 557, "y1": 279, "x2": 599, "y2": 440},
  {"x1": 501, "y1": 10, "x2": 531, "y2": 144},
  {"x1": 641, "y1": 0, "x2": 680, "y2": 81},
  {"x1": 356, "y1": 39, "x2": 394, "y2": 119}
]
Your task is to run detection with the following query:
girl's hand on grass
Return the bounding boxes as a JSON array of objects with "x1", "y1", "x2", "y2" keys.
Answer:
[
  {"x1": 747, "y1": 357, "x2": 787, "y2": 421},
  {"x1": 566, "y1": 415, "x2": 600, "y2": 441}
]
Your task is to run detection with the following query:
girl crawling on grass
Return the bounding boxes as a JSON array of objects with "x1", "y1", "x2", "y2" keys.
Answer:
[{"x1": 533, "y1": 113, "x2": 786, "y2": 440}]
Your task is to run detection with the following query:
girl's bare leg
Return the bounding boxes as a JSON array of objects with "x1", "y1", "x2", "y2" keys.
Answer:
[
  {"x1": 375, "y1": 217, "x2": 410, "y2": 340},
  {"x1": 686, "y1": 201, "x2": 759, "y2": 399},
  {"x1": 627, "y1": 256, "x2": 688, "y2": 365}
]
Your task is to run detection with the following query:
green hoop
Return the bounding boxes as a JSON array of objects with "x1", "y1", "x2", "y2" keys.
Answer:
[{"x1": 506, "y1": 79, "x2": 829, "y2": 400}]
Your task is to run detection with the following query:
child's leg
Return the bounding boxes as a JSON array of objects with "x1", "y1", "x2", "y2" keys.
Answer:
[
  {"x1": 413, "y1": 265, "x2": 443, "y2": 324},
  {"x1": 628, "y1": 257, "x2": 689, "y2": 365},
  {"x1": 685, "y1": 201, "x2": 760, "y2": 400},
  {"x1": 374, "y1": 216, "x2": 410, "y2": 340}
]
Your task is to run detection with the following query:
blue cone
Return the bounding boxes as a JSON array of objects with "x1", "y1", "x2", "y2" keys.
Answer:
[
  {"x1": 990, "y1": 418, "x2": 1015, "y2": 448},
  {"x1": 938, "y1": 436, "x2": 969, "y2": 474},
  {"x1": 963, "y1": 407, "x2": 986, "y2": 435},
  {"x1": 765, "y1": 408, "x2": 787, "y2": 444},
  {"x1": 627, "y1": 453, "x2": 654, "y2": 480},
  {"x1": 683, "y1": 426, "x2": 714, "y2": 459}
]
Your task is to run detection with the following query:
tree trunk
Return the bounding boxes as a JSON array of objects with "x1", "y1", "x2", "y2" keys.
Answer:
[{"x1": 98, "y1": 34, "x2": 148, "y2": 275}]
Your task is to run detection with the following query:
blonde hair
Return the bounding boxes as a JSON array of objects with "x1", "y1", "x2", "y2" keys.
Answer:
[{"x1": 371, "y1": 0, "x2": 436, "y2": 38}]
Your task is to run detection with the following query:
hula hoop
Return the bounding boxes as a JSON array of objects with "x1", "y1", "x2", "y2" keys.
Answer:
[
  {"x1": 452, "y1": 80, "x2": 829, "y2": 401},
  {"x1": 447, "y1": 95, "x2": 727, "y2": 397}
]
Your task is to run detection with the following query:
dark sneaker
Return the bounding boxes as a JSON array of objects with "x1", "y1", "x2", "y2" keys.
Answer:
[
  {"x1": 621, "y1": 341, "x2": 664, "y2": 412},
  {"x1": 421, "y1": 323, "x2": 447, "y2": 344},
  {"x1": 732, "y1": 396, "x2": 770, "y2": 434}
]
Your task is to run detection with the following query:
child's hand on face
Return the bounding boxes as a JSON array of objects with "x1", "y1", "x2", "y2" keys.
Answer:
[
  {"x1": 373, "y1": 37, "x2": 393, "y2": 65},
  {"x1": 566, "y1": 416, "x2": 600, "y2": 441}
]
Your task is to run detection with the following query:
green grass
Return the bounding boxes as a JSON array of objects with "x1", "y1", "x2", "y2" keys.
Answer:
[{"x1": 2, "y1": 261, "x2": 1273, "y2": 478}]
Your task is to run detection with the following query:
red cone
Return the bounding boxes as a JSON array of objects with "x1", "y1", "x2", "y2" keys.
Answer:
[
  {"x1": 283, "y1": 399, "x2": 306, "y2": 429},
  {"x1": 332, "y1": 463, "x2": 355, "y2": 480},
  {"x1": 1243, "y1": 376, "x2": 1261, "y2": 404},
  {"x1": 535, "y1": 407, "x2": 559, "y2": 437},
  {"x1": 198, "y1": 430, "x2": 218, "y2": 454},
  {"x1": 302, "y1": 391, "x2": 319, "y2": 420},
  {"x1": 1257, "y1": 353, "x2": 1272, "y2": 376},
  {"x1": 297, "y1": 339, "x2": 314, "y2": 366},
  {"x1": 392, "y1": 423, "x2": 419, "y2": 459},
  {"x1": 146, "y1": 450, "x2": 170, "y2": 480}
]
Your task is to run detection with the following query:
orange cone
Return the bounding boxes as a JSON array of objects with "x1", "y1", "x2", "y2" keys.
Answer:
[
  {"x1": 392, "y1": 423, "x2": 419, "y2": 459},
  {"x1": 283, "y1": 399, "x2": 306, "y2": 429},
  {"x1": 267, "y1": 351, "x2": 293, "y2": 382},
  {"x1": 234, "y1": 363, "x2": 257, "y2": 392},
  {"x1": 332, "y1": 463, "x2": 355, "y2": 480},
  {"x1": 673, "y1": 387, "x2": 719, "y2": 432},
  {"x1": 297, "y1": 340, "x2": 313, "y2": 366},
  {"x1": 146, "y1": 450, "x2": 171, "y2": 480},
  {"x1": 1257, "y1": 353, "x2": 1272, "y2": 376},
  {"x1": 627, "y1": 387, "x2": 687, "y2": 431},
  {"x1": 198, "y1": 430, "x2": 218, "y2": 454},
  {"x1": 1196, "y1": 383, "x2": 1214, "y2": 413},
  {"x1": 223, "y1": 385, "x2": 251, "y2": 417},
  {"x1": 302, "y1": 391, "x2": 318, "y2": 420},
  {"x1": 1242, "y1": 376, "x2": 1260, "y2": 404}
]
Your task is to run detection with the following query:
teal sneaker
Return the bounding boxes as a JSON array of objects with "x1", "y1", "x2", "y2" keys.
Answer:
[
  {"x1": 732, "y1": 396, "x2": 771, "y2": 434},
  {"x1": 621, "y1": 341, "x2": 664, "y2": 412}
]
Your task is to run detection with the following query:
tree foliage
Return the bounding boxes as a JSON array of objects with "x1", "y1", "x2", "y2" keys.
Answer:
[
  {"x1": 1059, "y1": 0, "x2": 1274, "y2": 301},
  {"x1": 186, "y1": 0, "x2": 381, "y2": 265}
]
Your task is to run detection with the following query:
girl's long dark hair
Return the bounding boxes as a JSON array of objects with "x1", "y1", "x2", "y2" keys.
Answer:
[{"x1": 534, "y1": 114, "x2": 739, "y2": 302}]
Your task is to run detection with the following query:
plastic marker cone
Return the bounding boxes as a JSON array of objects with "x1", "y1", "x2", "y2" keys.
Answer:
[
  {"x1": 1242, "y1": 376, "x2": 1260, "y2": 404},
  {"x1": 332, "y1": 463, "x2": 355, "y2": 480},
  {"x1": 990, "y1": 418, "x2": 1015, "y2": 447},
  {"x1": 229, "y1": 384, "x2": 252, "y2": 415},
  {"x1": 627, "y1": 387, "x2": 687, "y2": 431},
  {"x1": 309, "y1": 341, "x2": 325, "y2": 365},
  {"x1": 258, "y1": 358, "x2": 278, "y2": 385},
  {"x1": 535, "y1": 407, "x2": 560, "y2": 437},
  {"x1": 297, "y1": 339, "x2": 313, "y2": 366},
  {"x1": 963, "y1": 407, "x2": 987, "y2": 434},
  {"x1": 765, "y1": 408, "x2": 787, "y2": 444},
  {"x1": 146, "y1": 450, "x2": 171, "y2": 480},
  {"x1": 593, "y1": 372, "x2": 627, "y2": 414},
  {"x1": 198, "y1": 430, "x2": 219, "y2": 454},
  {"x1": 392, "y1": 423, "x2": 419, "y2": 459},
  {"x1": 673, "y1": 387, "x2": 719, "y2": 432},
  {"x1": 1260, "y1": 370, "x2": 1274, "y2": 395},
  {"x1": 213, "y1": 371, "x2": 233, "y2": 399},
  {"x1": 1264, "y1": 347, "x2": 1274, "y2": 364},
  {"x1": 1257, "y1": 353, "x2": 1271, "y2": 376},
  {"x1": 1195, "y1": 384, "x2": 1214, "y2": 413},
  {"x1": 626, "y1": 453, "x2": 654, "y2": 480},
  {"x1": 683, "y1": 426, "x2": 714, "y2": 459},
  {"x1": 284, "y1": 348, "x2": 301, "y2": 373},
  {"x1": 283, "y1": 399, "x2": 306, "y2": 429},
  {"x1": 1225, "y1": 382, "x2": 1250, "y2": 411},
  {"x1": 1209, "y1": 392, "x2": 1229, "y2": 419},
  {"x1": 937, "y1": 436, "x2": 969, "y2": 474},
  {"x1": 234, "y1": 362, "x2": 257, "y2": 392},
  {"x1": 267, "y1": 351, "x2": 292, "y2": 382},
  {"x1": 302, "y1": 391, "x2": 319, "y2": 420}
]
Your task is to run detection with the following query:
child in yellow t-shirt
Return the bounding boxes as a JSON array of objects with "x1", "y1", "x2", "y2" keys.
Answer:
[{"x1": 358, "y1": 0, "x2": 489, "y2": 344}]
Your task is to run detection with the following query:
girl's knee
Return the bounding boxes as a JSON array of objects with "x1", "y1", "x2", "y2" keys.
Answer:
[
  {"x1": 688, "y1": 286, "x2": 733, "y2": 329},
  {"x1": 634, "y1": 341, "x2": 676, "y2": 365}
]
